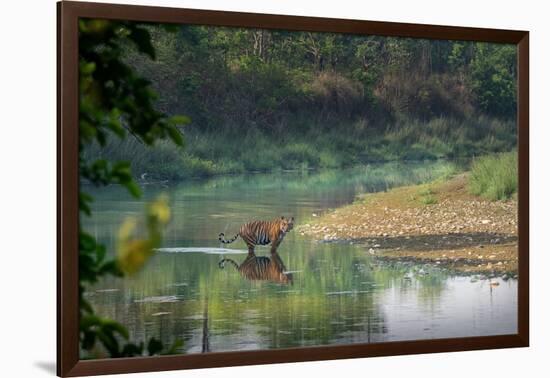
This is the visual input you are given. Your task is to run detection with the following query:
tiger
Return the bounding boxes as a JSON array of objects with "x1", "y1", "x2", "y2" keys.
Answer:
[
  {"x1": 218, "y1": 216, "x2": 295, "y2": 254},
  {"x1": 218, "y1": 251, "x2": 293, "y2": 284}
]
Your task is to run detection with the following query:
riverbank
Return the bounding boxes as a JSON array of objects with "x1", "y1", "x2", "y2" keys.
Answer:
[{"x1": 299, "y1": 174, "x2": 518, "y2": 275}]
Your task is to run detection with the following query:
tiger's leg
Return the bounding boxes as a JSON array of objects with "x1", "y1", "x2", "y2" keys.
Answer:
[
  {"x1": 240, "y1": 231, "x2": 255, "y2": 255},
  {"x1": 270, "y1": 239, "x2": 280, "y2": 255}
]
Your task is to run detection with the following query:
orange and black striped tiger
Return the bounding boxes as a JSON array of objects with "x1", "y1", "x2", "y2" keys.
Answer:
[
  {"x1": 218, "y1": 216, "x2": 295, "y2": 254},
  {"x1": 219, "y1": 251, "x2": 293, "y2": 284}
]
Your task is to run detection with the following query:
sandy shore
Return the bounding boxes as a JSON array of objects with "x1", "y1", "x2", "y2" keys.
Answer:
[{"x1": 299, "y1": 174, "x2": 518, "y2": 275}]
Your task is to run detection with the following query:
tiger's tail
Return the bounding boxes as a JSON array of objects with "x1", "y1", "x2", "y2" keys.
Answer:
[
  {"x1": 218, "y1": 232, "x2": 239, "y2": 244},
  {"x1": 218, "y1": 258, "x2": 239, "y2": 270}
]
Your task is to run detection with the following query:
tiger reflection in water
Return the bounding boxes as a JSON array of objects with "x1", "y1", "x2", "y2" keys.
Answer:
[{"x1": 218, "y1": 251, "x2": 293, "y2": 285}]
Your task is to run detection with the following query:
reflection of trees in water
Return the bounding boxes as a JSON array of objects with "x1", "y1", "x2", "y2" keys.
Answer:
[
  {"x1": 370, "y1": 259, "x2": 449, "y2": 311},
  {"x1": 86, "y1": 241, "x2": 454, "y2": 354},
  {"x1": 80, "y1": 159, "x2": 466, "y2": 355},
  {"x1": 164, "y1": 160, "x2": 460, "y2": 195}
]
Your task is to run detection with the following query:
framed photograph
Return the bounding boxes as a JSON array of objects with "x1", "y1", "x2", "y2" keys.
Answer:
[{"x1": 57, "y1": 1, "x2": 529, "y2": 376}]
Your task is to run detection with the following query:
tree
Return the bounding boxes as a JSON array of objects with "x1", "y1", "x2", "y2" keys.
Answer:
[{"x1": 470, "y1": 43, "x2": 517, "y2": 118}]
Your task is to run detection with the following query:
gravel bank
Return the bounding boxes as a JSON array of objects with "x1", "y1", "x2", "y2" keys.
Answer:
[{"x1": 299, "y1": 174, "x2": 518, "y2": 274}]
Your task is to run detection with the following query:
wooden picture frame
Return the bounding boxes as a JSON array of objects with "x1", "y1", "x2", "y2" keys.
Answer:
[{"x1": 57, "y1": 1, "x2": 529, "y2": 376}]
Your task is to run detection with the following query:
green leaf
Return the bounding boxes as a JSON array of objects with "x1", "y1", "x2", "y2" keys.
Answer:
[
  {"x1": 80, "y1": 314, "x2": 102, "y2": 329},
  {"x1": 147, "y1": 338, "x2": 163, "y2": 355},
  {"x1": 168, "y1": 115, "x2": 191, "y2": 126},
  {"x1": 98, "y1": 260, "x2": 123, "y2": 277},
  {"x1": 81, "y1": 331, "x2": 96, "y2": 350},
  {"x1": 79, "y1": 232, "x2": 96, "y2": 252},
  {"x1": 103, "y1": 319, "x2": 130, "y2": 340},
  {"x1": 167, "y1": 125, "x2": 184, "y2": 147},
  {"x1": 121, "y1": 342, "x2": 144, "y2": 357},
  {"x1": 162, "y1": 339, "x2": 184, "y2": 355},
  {"x1": 96, "y1": 244, "x2": 106, "y2": 264},
  {"x1": 128, "y1": 27, "x2": 156, "y2": 59},
  {"x1": 80, "y1": 297, "x2": 94, "y2": 314},
  {"x1": 123, "y1": 180, "x2": 142, "y2": 198},
  {"x1": 97, "y1": 330, "x2": 120, "y2": 357},
  {"x1": 79, "y1": 192, "x2": 93, "y2": 216},
  {"x1": 79, "y1": 120, "x2": 97, "y2": 142},
  {"x1": 79, "y1": 61, "x2": 96, "y2": 75}
]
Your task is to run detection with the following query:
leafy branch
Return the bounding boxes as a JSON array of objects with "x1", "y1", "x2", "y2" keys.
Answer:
[{"x1": 78, "y1": 18, "x2": 188, "y2": 358}]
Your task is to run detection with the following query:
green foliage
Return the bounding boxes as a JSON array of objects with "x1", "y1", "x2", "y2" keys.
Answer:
[
  {"x1": 103, "y1": 24, "x2": 518, "y2": 179},
  {"x1": 470, "y1": 43, "x2": 517, "y2": 118},
  {"x1": 78, "y1": 19, "x2": 186, "y2": 358},
  {"x1": 415, "y1": 187, "x2": 438, "y2": 205},
  {"x1": 80, "y1": 312, "x2": 182, "y2": 358},
  {"x1": 469, "y1": 152, "x2": 518, "y2": 200},
  {"x1": 129, "y1": 25, "x2": 516, "y2": 135}
]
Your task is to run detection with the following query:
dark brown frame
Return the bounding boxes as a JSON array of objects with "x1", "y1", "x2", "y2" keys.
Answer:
[{"x1": 57, "y1": 1, "x2": 529, "y2": 376}]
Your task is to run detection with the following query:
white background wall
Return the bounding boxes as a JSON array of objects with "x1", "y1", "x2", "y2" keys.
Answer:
[{"x1": 1, "y1": 0, "x2": 548, "y2": 376}]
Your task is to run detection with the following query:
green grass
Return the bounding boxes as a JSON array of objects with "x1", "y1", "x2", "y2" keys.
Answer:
[
  {"x1": 468, "y1": 151, "x2": 517, "y2": 200},
  {"x1": 416, "y1": 187, "x2": 438, "y2": 205},
  {"x1": 82, "y1": 115, "x2": 516, "y2": 181},
  {"x1": 420, "y1": 194, "x2": 438, "y2": 205}
]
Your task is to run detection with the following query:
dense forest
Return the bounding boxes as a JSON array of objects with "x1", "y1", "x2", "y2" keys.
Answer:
[{"x1": 84, "y1": 24, "x2": 517, "y2": 180}]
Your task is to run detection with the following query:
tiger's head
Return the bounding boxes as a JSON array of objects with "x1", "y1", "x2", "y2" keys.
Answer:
[{"x1": 279, "y1": 216, "x2": 295, "y2": 233}]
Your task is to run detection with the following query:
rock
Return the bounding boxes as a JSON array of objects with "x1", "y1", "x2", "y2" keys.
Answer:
[{"x1": 481, "y1": 219, "x2": 490, "y2": 224}]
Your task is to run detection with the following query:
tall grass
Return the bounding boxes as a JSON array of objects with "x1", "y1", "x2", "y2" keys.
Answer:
[
  {"x1": 83, "y1": 116, "x2": 516, "y2": 181},
  {"x1": 468, "y1": 151, "x2": 517, "y2": 200}
]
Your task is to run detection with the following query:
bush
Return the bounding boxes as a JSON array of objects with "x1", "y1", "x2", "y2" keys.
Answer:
[
  {"x1": 468, "y1": 152, "x2": 517, "y2": 200},
  {"x1": 306, "y1": 71, "x2": 363, "y2": 117}
]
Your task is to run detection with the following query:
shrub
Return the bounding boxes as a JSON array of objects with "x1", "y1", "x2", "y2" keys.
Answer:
[{"x1": 469, "y1": 151, "x2": 517, "y2": 200}]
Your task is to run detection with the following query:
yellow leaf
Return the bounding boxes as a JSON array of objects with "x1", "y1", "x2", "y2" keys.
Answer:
[{"x1": 148, "y1": 195, "x2": 171, "y2": 224}]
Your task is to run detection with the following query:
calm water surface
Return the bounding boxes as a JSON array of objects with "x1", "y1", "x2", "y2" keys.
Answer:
[{"x1": 83, "y1": 161, "x2": 517, "y2": 356}]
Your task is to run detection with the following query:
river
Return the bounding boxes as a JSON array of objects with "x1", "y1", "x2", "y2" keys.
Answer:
[{"x1": 82, "y1": 161, "x2": 517, "y2": 356}]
